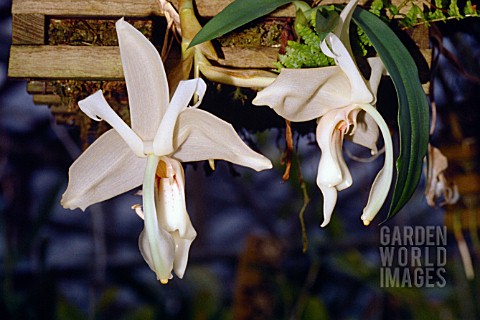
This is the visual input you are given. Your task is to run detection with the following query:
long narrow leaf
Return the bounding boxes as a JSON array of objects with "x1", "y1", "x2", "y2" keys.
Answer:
[
  {"x1": 189, "y1": 0, "x2": 293, "y2": 47},
  {"x1": 352, "y1": 8, "x2": 430, "y2": 220}
]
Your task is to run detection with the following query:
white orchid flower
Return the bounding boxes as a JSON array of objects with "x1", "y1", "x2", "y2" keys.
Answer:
[
  {"x1": 424, "y1": 145, "x2": 459, "y2": 206},
  {"x1": 253, "y1": 0, "x2": 393, "y2": 227},
  {"x1": 61, "y1": 19, "x2": 272, "y2": 283}
]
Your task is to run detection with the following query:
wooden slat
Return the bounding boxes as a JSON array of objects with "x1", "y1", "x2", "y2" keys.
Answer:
[
  {"x1": 12, "y1": 0, "x2": 374, "y2": 18},
  {"x1": 33, "y1": 94, "x2": 62, "y2": 105},
  {"x1": 12, "y1": 14, "x2": 45, "y2": 44},
  {"x1": 12, "y1": 0, "x2": 164, "y2": 17},
  {"x1": 27, "y1": 80, "x2": 55, "y2": 94},
  {"x1": 11, "y1": 0, "x2": 295, "y2": 17},
  {"x1": 9, "y1": 46, "x2": 124, "y2": 79},
  {"x1": 9, "y1": 45, "x2": 278, "y2": 80}
]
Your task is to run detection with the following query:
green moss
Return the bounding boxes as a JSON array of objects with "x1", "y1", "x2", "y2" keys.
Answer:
[
  {"x1": 217, "y1": 19, "x2": 285, "y2": 48},
  {"x1": 48, "y1": 19, "x2": 153, "y2": 45}
]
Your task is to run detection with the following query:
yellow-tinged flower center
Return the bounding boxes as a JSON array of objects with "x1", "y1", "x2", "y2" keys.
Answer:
[{"x1": 156, "y1": 160, "x2": 169, "y2": 178}]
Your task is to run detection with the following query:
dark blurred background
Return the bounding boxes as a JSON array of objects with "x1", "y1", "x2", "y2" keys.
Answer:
[{"x1": 2, "y1": 0, "x2": 480, "y2": 319}]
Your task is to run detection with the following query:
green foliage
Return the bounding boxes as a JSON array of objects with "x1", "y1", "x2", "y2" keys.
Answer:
[
  {"x1": 276, "y1": 4, "x2": 372, "y2": 70},
  {"x1": 275, "y1": 23, "x2": 334, "y2": 70},
  {"x1": 350, "y1": 24, "x2": 373, "y2": 57},
  {"x1": 352, "y1": 7, "x2": 430, "y2": 219},
  {"x1": 190, "y1": 0, "x2": 293, "y2": 47},
  {"x1": 369, "y1": 0, "x2": 479, "y2": 28},
  {"x1": 464, "y1": 0, "x2": 479, "y2": 16}
]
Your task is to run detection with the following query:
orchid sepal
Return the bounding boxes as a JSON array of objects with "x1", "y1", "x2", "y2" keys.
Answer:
[{"x1": 78, "y1": 90, "x2": 145, "y2": 157}]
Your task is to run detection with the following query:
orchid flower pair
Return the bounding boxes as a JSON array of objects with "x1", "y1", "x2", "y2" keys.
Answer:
[
  {"x1": 253, "y1": 0, "x2": 394, "y2": 227},
  {"x1": 61, "y1": 19, "x2": 272, "y2": 283}
]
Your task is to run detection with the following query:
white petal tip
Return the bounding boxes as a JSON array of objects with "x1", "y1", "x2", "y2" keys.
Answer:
[
  {"x1": 251, "y1": 158, "x2": 273, "y2": 172},
  {"x1": 320, "y1": 221, "x2": 329, "y2": 228},
  {"x1": 115, "y1": 18, "x2": 126, "y2": 28},
  {"x1": 362, "y1": 218, "x2": 371, "y2": 226},
  {"x1": 60, "y1": 195, "x2": 85, "y2": 211},
  {"x1": 264, "y1": 161, "x2": 274, "y2": 170}
]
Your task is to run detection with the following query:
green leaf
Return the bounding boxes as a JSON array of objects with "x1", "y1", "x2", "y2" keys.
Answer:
[
  {"x1": 352, "y1": 8, "x2": 430, "y2": 220},
  {"x1": 315, "y1": 8, "x2": 339, "y2": 39},
  {"x1": 189, "y1": 0, "x2": 293, "y2": 47}
]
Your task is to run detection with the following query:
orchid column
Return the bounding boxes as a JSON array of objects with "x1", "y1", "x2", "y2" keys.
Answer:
[{"x1": 61, "y1": 19, "x2": 272, "y2": 283}]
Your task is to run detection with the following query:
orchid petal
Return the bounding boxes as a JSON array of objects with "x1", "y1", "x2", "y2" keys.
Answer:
[
  {"x1": 334, "y1": 131, "x2": 353, "y2": 191},
  {"x1": 116, "y1": 18, "x2": 169, "y2": 141},
  {"x1": 253, "y1": 67, "x2": 351, "y2": 121},
  {"x1": 61, "y1": 129, "x2": 146, "y2": 211},
  {"x1": 321, "y1": 33, "x2": 373, "y2": 104},
  {"x1": 138, "y1": 229, "x2": 174, "y2": 282},
  {"x1": 154, "y1": 157, "x2": 196, "y2": 240},
  {"x1": 171, "y1": 227, "x2": 196, "y2": 278},
  {"x1": 316, "y1": 109, "x2": 354, "y2": 227},
  {"x1": 316, "y1": 111, "x2": 350, "y2": 188},
  {"x1": 78, "y1": 90, "x2": 145, "y2": 157},
  {"x1": 358, "y1": 104, "x2": 394, "y2": 226},
  {"x1": 349, "y1": 111, "x2": 379, "y2": 154},
  {"x1": 153, "y1": 157, "x2": 196, "y2": 278},
  {"x1": 143, "y1": 154, "x2": 175, "y2": 283},
  {"x1": 319, "y1": 184, "x2": 338, "y2": 227},
  {"x1": 153, "y1": 79, "x2": 207, "y2": 155},
  {"x1": 367, "y1": 57, "x2": 385, "y2": 99},
  {"x1": 172, "y1": 108, "x2": 272, "y2": 171},
  {"x1": 333, "y1": 0, "x2": 359, "y2": 56}
]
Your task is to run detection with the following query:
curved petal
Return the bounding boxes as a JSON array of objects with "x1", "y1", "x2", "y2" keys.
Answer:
[
  {"x1": 316, "y1": 110, "x2": 351, "y2": 188},
  {"x1": 252, "y1": 67, "x2": 351, "y2": 121},
  {"x1": 358, "y1": 104, "x2": 394, "y2": 226},
  {"x1": 318, "y1": 184, "x2": 337, "y2": 227},
  {"x1": 116, "y1": 18, "x2": 169, "y2": 141},
  {"x1": 138, "y1": 229, "x2": 174, "y2": 282},
  {"x1": 61, "y1": 129, "x2": 146, "y2": 211},
  {"x1": 367, "y1": 57, "x2": 385, "y2": 99},
  {"x1": 78, "y1": 90, "x2": 145, "y2": 157},
  {"x1": 333, "y1": 0, "x2": 359, "y2": 56},
  {"x1": 321, "y1": 33, "x2": 373, "y2": 104},
  {"x1": 334, "y1": 130, "x2": 353, "y2": 191},
  {"x1": 172, "y1": 225, "x2": 196, "y2": 278},
  {"x1": 172, "y1": 108, "x2": 272, "y2": 171},
  {"x1": 153, "y1": 79, "x2": 207, "y2": 155},
  {"x1": 349, "y1": 111, "x2": 379, "y2": 154}
]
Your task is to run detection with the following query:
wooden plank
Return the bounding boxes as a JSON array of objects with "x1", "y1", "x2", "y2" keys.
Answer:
[
  {"x1": 11, "y1": 0, "x2": 374, "y2": 18},
  {"x1": 27, "y1": 80, "x2": 56, "y2": 94},
  {"x1": 9, "y1": 45, "x2": 277, "y2": 80},
  {"x1": 12, "y1": 0, "x2": 164, "y2": 17},
  {"x1": 12, "y1": 14, "x2": 45, "y2": 45},
  {"x1": 33, "y1": 94, "x2": 62, "y2": 105},
  {"x1": 11, "y1": 0, "x2": 301, "y2": 18},
  {"x1": 8, "y1": 46, "x2": 124, "y2": 79}
]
